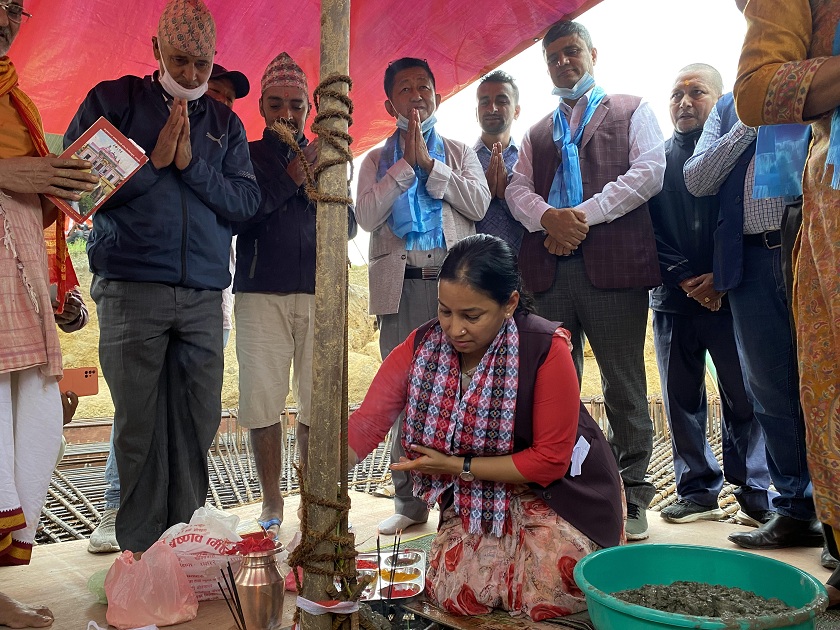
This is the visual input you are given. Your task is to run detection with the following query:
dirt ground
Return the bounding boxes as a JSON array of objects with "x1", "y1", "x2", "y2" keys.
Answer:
[{"x1": 61, "y1": 249, "x2": 663, "y2": 418}]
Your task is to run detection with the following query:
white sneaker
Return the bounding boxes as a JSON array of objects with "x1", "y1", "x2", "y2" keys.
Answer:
[
  {"x1": 378, "y1": 513, "x2": 428, "y2": 536},
  {"x1": 88, "y1": 509, "x2": 120, "y2": 554},
  {"x1": 625, "y1": 503, "x2": 649, "y2": 541},
  {"x1": 734, "y1": 509, "x2": 774, "y2": 528}
]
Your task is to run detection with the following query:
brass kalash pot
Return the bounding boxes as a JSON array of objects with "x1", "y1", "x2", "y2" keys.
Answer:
[{"x1": 234, "y1": 545, "x2": 286, "y2": 630}]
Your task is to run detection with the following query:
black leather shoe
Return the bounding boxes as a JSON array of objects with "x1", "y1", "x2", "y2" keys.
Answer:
[
  {"x1": 822, "y1": 545, "x2": 840, "y2": 570},
  {"x1": 728, "y1": 514, "x2": 824, "y2": 550}
]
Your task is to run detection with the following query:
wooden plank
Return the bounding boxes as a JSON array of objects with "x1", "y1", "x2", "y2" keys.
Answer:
[{"x1": 402, "y1": 599, "x2": 558, "y2": 630}]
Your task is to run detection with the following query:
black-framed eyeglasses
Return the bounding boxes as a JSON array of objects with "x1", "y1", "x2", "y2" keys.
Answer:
[{"x1": 0, "y1": 1, "x2": 31, "y2": 24}]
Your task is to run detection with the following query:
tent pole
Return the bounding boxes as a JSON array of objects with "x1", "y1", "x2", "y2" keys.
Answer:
[{"x1": 300, "y1": 0, "x2": 351, "y2": 628}]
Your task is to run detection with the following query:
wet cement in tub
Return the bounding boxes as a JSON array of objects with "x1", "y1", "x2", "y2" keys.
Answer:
[{"x1": 613, "y1": 581, "x2": 796, "y2": 618}]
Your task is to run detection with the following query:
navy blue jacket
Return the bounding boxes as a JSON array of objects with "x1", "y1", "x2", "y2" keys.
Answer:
[
  {"x1": 712, "y1": 93, "x2": 756, "y2": 292},
  {"x1": 64, "y1": 75, "x2": 260, "y2": 291},
  {"x1": 234, "y1": 128, "x2": 356, "y2": 294},
  {"x1": 649, "y1": 129, "x2": 726, "y2": 315}
]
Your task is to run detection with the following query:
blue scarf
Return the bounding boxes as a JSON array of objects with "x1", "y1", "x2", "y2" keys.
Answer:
[
  {"x1": 548, "y1": 86, "x2": 607, "y2": 208},
  {"x1": 827, "y1": 21, "x2": 840, "y2": 189},
  {"x1": 753, "y1": 123, "x2": 811, "y2": 199},
  {"x1": 376, "y1": 126, "x2": 446, "y2": 250}
]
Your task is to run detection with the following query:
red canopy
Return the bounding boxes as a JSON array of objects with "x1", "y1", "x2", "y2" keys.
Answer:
[{"x1": 13, "y1": 0, "x2": 601, "y2": 154}]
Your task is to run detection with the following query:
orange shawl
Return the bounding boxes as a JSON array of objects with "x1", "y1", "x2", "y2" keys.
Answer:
[{"x1": 0, "y1": 56, "x2": 77, "y2": 310}]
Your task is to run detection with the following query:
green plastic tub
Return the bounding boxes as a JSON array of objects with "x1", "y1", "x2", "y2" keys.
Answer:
[{"x1": 573, "y1": 544, "x2": 828, "y2": 629}]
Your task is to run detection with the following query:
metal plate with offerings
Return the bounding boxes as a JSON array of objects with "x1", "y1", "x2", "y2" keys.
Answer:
[{"x1": 353, "y1": 549, "x2": 425, "y2": 600}]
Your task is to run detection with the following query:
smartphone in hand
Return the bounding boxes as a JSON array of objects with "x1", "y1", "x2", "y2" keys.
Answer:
[{"x1": 59, "y1": 367, "x2": 99, "y2": 396}]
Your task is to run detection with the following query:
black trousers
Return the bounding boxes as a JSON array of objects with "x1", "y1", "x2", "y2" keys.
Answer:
[{"x1": 92, "y1": 276, "x2": 224, "y2": 552}]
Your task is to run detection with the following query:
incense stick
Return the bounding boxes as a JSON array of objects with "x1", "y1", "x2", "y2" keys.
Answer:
[
  {"x1": 391, "y1": 529, "x2": 402, "y2": 572},
  {"x1": 217, "y1": 580, "x2": 243, "y2": 630},
  {"x1": 385, "y1": 529, "x2": 402, "y2": 615},
  {"x1": 219, "y1": 570, "x2": 243, "y2": 630},
  {"x1": 226, "y1": 562, "x2": 248, "y2": 630}
]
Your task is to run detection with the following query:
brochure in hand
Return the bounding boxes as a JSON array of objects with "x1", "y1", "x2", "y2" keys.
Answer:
[{"x1": 46, "y1": 116, "x2": 148, "y2": 223}]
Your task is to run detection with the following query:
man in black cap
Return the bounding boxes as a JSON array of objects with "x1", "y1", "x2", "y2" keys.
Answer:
[
  {"x1": 205, "y1": 63, "x2": 251, "y2": 349},
  {"x1": 207, "y1": 63, "x2": 250, "y2": 109}
]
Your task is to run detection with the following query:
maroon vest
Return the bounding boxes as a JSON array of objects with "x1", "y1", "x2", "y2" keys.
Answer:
[
  {"x1": 414, "y1": 312, "x2": 624, "y2": 549},
  {"x1": 519, "y1": 95, "x2": 661, "y2": 293}
]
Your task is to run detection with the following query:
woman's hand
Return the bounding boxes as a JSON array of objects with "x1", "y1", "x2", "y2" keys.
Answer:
[{"x1": 391, "y1": 445, "x2": 461, "y2": 476}]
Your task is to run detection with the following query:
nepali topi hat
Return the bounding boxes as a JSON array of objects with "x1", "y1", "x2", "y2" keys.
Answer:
[
  {"x1": 158, "y1": 0, "x2": 216, "y2": 58},
  {"x1": 261, "y1": 52, "x2": 308, "y2": 95}
]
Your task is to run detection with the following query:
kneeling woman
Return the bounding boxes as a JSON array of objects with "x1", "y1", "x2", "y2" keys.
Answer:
[{"x1": 349, "y1": 234, "x2": 625, "y2": 621}]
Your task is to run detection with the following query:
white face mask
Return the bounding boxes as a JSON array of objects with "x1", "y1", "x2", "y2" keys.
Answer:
[
  {"x1": 395, "y1": 112, "x2": 437, "y2": 133},
  {"x1": 158, "y1": 51, "x2": 209, "y2": 102},
  {"x1": 552, "y1": 72, "x2": 595, "y2": 101}
]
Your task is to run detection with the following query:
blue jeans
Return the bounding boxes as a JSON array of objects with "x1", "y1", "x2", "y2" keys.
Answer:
[
  {"x1": 727, "y1": 244, "x2": 814, "y2": 520},
  {"x1": 103, "y1": 428, "x2": 120, "y2": 510},
  {"x1": 653, "y1": 309, "x2": 774, "y2": 513}
]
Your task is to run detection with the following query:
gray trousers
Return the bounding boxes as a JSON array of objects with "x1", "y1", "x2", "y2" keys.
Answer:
[
  {"x1": 534, "y1": 256, "x2": 655, "y2": 509},
  {"x1": 92, "y1": 276, "x2": 224, "y2": 552},
  {"x1": 378, "y1": 278, "x2": 438, "y2": 521}
]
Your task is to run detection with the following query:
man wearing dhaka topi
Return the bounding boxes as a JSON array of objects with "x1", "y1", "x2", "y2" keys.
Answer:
[{"x1": 64, "y1": 0, "x2": 259, "y2": 554}]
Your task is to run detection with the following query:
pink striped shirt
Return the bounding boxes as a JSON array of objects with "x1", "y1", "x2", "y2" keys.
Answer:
[{"x1": 0, "y1": 190, "x2": 62, "y2": 377}]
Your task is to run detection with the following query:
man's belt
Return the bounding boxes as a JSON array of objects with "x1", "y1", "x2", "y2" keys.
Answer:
[
  {"x1": 743, "y1": 229, "x2": 782, "y2": 249},
  {"x1": 404, "y1": 266, "x2": 440, "y2": 280}
]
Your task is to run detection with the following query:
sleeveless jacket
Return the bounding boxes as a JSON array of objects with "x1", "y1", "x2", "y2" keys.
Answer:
[
  {"x1": 518, "y1": 95, "x2": 661, "y2": 293},
  {"x1": 414, "y1": 311, "x2": 624, "y2": 548}
]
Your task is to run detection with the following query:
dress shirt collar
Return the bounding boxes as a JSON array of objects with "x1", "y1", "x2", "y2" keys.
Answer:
[
  {"x1": 557, "y1": 85, "x2": 597, "y2": 115},
  {"x1": 473, "y1": 136, "x2": 519, "y2": 156}
]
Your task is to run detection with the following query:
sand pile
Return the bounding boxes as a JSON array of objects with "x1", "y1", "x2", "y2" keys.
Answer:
[{"x1": 61, "y1": 250, "x2": 662, "y2": 419}]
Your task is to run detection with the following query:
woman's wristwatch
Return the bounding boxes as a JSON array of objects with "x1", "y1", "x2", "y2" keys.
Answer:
[{"x1": 459, "y1": 455, "x2": 475, "y2": 482}]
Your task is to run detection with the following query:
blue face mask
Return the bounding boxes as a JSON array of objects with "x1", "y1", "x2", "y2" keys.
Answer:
[
  {"x1": 552, "y1": 72, "x2": 595, "y2": 101},
  {"x1": 395, "y1": 112, "x2": 437, "y2": 134}
]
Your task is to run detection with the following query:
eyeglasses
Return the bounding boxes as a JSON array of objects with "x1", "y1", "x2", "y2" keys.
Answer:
[{"x1": 0, "y1": 1, "x2": 32, "y2": 24}]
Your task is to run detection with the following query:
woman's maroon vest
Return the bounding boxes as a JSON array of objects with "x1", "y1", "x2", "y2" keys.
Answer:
[{"x1": 413, "y1": 312, "x2": 624, "y2": 548}]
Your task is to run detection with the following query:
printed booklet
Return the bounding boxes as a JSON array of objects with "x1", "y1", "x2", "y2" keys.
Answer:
[{"x1": 47, "y1": 116, "x2": 147, "y2": 223}]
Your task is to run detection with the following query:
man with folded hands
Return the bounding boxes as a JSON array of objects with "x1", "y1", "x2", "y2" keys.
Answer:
[
  {"x1": 232, "y1": 52, "x2": 356, "y2": 539},
  {"x1": 356, "y1": 56, "x2": 490, "y2": 535},
  {"x1": 63, "y1": 0, "x2": 259, "y2": 554}
]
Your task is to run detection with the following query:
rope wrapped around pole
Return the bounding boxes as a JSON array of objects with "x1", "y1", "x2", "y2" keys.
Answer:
[{"x1": 297, "y1": 1, "x2": 356, "y2": 629}]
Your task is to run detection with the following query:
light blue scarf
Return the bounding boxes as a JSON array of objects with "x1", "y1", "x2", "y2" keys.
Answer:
[
  {"x1": 548, "y1": 86, "x2": 607, "y2": 208},
  {"x1": 753, "y1": 123, "x2": 811, "y2": 199},
  {"x1": 826, "y1": 21, "x2": 840, "y2": 189},
  {"x1": 376, "y1": 124, "x2": 446, "y2": 250}
]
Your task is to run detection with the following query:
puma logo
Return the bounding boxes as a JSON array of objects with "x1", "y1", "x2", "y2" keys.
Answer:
[{"x1": 206, "y1": 132, "x2": 225, "y2": 148}]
